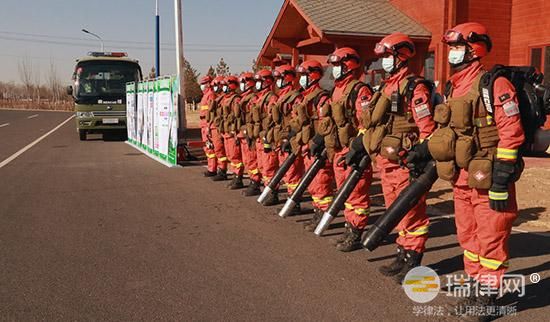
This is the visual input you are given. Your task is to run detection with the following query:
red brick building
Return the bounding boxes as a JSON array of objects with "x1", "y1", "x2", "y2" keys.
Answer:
[{"x1": 258, "y1": 0, "x2": 550, "y2": 88}]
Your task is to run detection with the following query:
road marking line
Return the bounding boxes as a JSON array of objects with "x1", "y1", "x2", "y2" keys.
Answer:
[
  {"x1": 27, "y1": 114, "x2": 39, "y2": 119},
  {"x1": 0, "y1": 123, "x2": 9, "y2": 128},
  {"x1": 0, "y1": 115, "x2": 75, "y2": 169}
]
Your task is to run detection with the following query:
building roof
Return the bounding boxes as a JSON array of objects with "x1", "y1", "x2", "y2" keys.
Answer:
[{"x1": 294, "y1": 0, "x2": 431, "y2": 38}]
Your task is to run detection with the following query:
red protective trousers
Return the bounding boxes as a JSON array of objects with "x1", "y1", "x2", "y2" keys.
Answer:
[
  {"x1": 333, "y1": 147, "x2": 372, "y2": 229},
  {"x1": 454, "y1": 170, "x2": 518, "y2": 287},
  {"x1": 278, "y1": 151, "x2": 304, "y2": 195},
  {"x1": 210, "y1": 127, "x2": 227, "y2": 171},
  {"x1": 201, "y1": 120, "x2": 216, "y2": 172},
  {"x1": 377, "y1": 157, "x2": 429, "y2": 253},
  {"x1": 303, "y1": 154, "x2": 334, "y2": 211},
  {"x1": 257, "y1": 139, "x2": 279, "y2": 186},
  {"x1": 240, "y1": 138, "x2": 261, "y2": 183},
  {"x1": 224, "y1": 134, "x2": 244, "y2": 176}
]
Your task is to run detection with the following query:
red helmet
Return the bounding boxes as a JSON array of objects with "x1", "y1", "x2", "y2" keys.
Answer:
[
  {"x1": 327, "y1": 47, "x2": 361, "y2": 70},
  {"x1": 255, "y1": 69, "x2": 273, "y2": 81},
  {"x1": 297, "y1": 60, "x2": 323, "y2": 87},
  {"x1": 211, "y1": 76, "x2": 224, "y2": 86},
  {"x1": 274, "y1": 64, "x2": 296, "y2": 88},
  {"x1": 255, "y1": 69, "x2": 274, "y2": 90},
  {"x1": 442, "y1": 22, "x2": 492, "y2": 58},
  {"x1": 239, "y1": 72, "x2": 255, "y2": 91},
  {"x1": 374, "y1": 33, "x2": 415, "y2": 61},
  {"x1": 211, "y1": 76, "x2": 224, "y2": 92},
  {"x1": 200, "y1": 75, "x2": 213, "y2": 85},
  {"x1": 239, "y1": 72, "x2": 255, "y2": 84},
  {"x1": 225, "y1": 76, "x2": 239, "y2": 92}
]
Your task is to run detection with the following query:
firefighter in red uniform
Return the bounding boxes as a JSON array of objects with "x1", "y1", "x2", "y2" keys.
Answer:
[
  {"x1": 264, "y1": 65, "x2": 304, "y2": 206},
  {"x1": 209, "y1": 76, "x2": 229, "y2": 181},
  {"x1": 252, "y1": 70, "x2": 279, "y2": 197},
  {"x1": 311, "y1": 48, "x2": 374, "y2": 252},
  {"x1": 219, "y1": 76, "x2": 243, "y2": 189},
  {"x1": 409, "y1": 22, "x2": 525, "y2": 315},
  {"x1": 292, "y1": 60, "x2": 334, "y2": 230},
  {"x1": 199, "y1": 75, "x2": 217, "y2": 177},
  {"x1": 357, "y1": 33, "x2": 436, "y2": 282},
  {"x1": 239, "y1": 72, "x2": 263, "y2": 196}
]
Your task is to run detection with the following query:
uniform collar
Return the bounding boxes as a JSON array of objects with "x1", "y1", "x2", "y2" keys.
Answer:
[
  {"x1": 334, "y1": 73, "x2": 355, "y2": 88},
  {"x1": 383, "y1": 67, "x2": 410, "y2": 92},
  {"x1": 302, "y1": 84, "x2": 321, "y2": 96},
  {"x1": 448, "y1": 60, "x2": 483, "y2": 88}
]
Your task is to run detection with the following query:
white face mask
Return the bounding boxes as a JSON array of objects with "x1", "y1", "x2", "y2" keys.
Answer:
[
  {"x1": 382, "y1": 56, "x2": 395, "y2": 73},
  {"x1": 200, "y1": 84, "x2": 206, "y2": 92},
  {"x1": 213, "y1": 86, "x2": 219, "y2": 92},
  {"x1": 240, "y1": 83, "x2": 246, "y2": 92},
  {"x1": 276, "y1": 78, "x2": 284, "y2": 89},
  {"x1": 332, "y1": 65, "x2": 342, "y2": 79},
  {"x1": 255, "y1": 81, "x2": 262, "y2": 91},
  {"x1": 222, "y1": 85, "x2": 228, "y2": 93},
  {"x1": 448, "y1": 48, "x2": 466, "y2": 66},
  {"x1": 299, "y1": 75, "x2": 309, "y2": 89}
]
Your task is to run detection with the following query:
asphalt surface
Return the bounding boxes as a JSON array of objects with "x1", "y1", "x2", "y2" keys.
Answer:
[{"x1": 0, "y1": 109, "x2": 548, "y2": 321}]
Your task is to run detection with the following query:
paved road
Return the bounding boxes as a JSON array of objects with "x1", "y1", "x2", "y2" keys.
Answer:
[{"x1": 0, "y1": 109, "x2": 548, "y2": 320}]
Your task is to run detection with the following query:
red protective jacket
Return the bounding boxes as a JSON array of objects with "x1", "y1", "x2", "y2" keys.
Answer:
[
  {"x1": 199, "y1": 88, "x2": 216, "y2": 121},
  {"x1": 378, "y1": 67, "x2": 436, "y2": 169},
  {"x1": 448, "y1": 61, "x2": 525, "y2": 185}
]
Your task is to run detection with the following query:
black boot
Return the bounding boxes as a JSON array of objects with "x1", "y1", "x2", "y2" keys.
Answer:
[
  {"x1": 335, "y1": 226, "x2": 364, "y2": 252},
  {"x1": 243, "y1": 180, "x2": 261, "y2": 196},
  {"x1": 228, "y1": 176, "x2": 244, "y2": 190},
  {"x1": 261, "y1": 190, "x2": 279, "y2": 206},
  {"x1": 303, "y1": 208, "x2": 322, "y2": 232},
  {"x1": 329, "y1": 222, "x2": 352, "y2": 246},
  {"x1": 378, "y1": 246, "x2": 406, "y2": 276},
  {"x1": 203, "y1": 170, "x2": 217, "y2": 177},
  {"x1": 393, "y1": 249, "x2": 424, "y2": 284},
  {"x1": 211, "y1": 169, "x2": 228, "y2": 181}
]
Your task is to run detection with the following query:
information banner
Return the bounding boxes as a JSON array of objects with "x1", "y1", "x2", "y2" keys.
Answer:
[
  {"x1": 126, "y1": 82, "x2": 136, "y2": 144},
  {"x1": 126, "y1": 76, "x2": 179, "y2": 167}
]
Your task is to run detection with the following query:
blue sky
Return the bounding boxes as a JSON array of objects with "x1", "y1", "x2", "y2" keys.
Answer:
[{"x1": 0, "y1": 0, "x2": 282, "y2": 83}]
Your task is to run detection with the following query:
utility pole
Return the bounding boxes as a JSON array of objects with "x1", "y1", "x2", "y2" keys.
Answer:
[
  {"x1": 155, "y1": 0, "x2": 160, "y2": 77},
  {"x1": 174, "y1": 0, "x2": 186, "y2": 133}
]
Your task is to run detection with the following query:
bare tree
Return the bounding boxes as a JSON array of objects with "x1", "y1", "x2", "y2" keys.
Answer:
[
  {"x1": 34, "y1": 62, "x2": 41, "y2": 103},
  {"x1": 47, "y1": 59, "x2": 62, "y2": 103},
  {"x1": 18, "y1": 57, "x2": 33, "y2": 100}
]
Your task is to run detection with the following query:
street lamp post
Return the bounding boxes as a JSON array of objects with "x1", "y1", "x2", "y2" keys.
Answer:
[{"x1": 81, "y1": 29, "x2": 105, "y2": 52}]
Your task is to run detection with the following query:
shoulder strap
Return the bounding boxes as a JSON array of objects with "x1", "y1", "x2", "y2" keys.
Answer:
[
  {"x1": 347, "y1": 80, "x2": 370, "y2": 107},
  {"x1": 401, "y1": 75, "x2": 434, "y2": 104}
]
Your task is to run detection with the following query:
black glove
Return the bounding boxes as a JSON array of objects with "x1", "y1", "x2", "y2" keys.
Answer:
[
  {"x1": 405, "y1": 140, "x2": 431, "y2": 178},
  {"x1": 489, "y1": 160, "x2": 516, "y2": 212},
  {"x1": 263, "y1": 137, "x2": 272, "y2": 153},
  {"x1": 280, "y1": 139, "x2": 291, "y2": 154},
  {"x1": 345, "y1": 134, "x2": 366, "y2": 166},
  {"x1": 309, "y1": 134, "x2": 324, "y2": 156}
]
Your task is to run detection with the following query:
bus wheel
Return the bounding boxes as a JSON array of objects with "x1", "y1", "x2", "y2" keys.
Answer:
[{"x1": 79, "y1": 130, "x2": 87, "y2": 141}]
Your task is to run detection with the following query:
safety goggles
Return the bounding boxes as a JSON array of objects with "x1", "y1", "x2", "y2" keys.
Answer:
[
  {"x1": 240, "y1": 77, "x2": 254, "y2": 83},
  {"x1": 327, "y1": 54, "x2": 342, "y2": 64},
  {"x1": 296, "y1": 65, "x2": 322, "y2": 74},
  {"x1": 374, "y1": 42, "x2": 390, "y2": 56},
  {"x1": 442, "y1": 30, "x2": 492, "y2": 51}
]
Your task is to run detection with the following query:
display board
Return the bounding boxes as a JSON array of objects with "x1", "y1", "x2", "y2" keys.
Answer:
[{"x1": 126, "y1": 76, "x2": 179, "y2": 167}]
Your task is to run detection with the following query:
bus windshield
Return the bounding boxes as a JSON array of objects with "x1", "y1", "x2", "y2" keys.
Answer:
[{"x1": 75, "y1": 61, "x2": 140, "y2": 103}]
